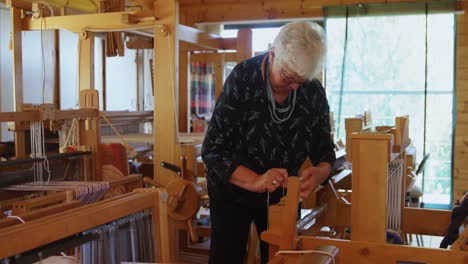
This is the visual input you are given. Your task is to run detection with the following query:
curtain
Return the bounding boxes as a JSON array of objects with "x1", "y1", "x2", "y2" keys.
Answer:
[{"x1": 324, "y1": 1, "x2": 456, "y2": 206}]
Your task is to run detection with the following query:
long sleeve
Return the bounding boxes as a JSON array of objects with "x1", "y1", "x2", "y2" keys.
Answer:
[
  {"x1": 202, "y1": 68, "x2": 244, "y2": 186},
  {"x1": 308, "y1": 82, "x2": 336, "y2": 182}
]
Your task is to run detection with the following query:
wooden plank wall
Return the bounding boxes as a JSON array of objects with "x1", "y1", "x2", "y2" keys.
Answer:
[{"x1": 454, "y1": 6, "x2": 468, "y2": 203}]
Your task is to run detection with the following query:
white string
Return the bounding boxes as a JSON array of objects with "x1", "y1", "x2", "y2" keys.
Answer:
[
  {"x1": 41, "y1": 120, "x2": 51, "y2": 183},
  {"x1": 387, "y1": 159, "x2": 404, "y2": 231},
  {"x1": 276, "y1": 250, "x2": 335, "y2": 264},
  {"x1": 84, "y1": 24, "x2": 163, "y2": 33},
  {"x1": 60, "y1": 118, "x2": 77, "y2": 150},
  {"x1": 7, "y1": 215, "x2": 26, "y2": 223},
  {"x1": 30, "y1": 121, "x2": 51, "y2": 184}
]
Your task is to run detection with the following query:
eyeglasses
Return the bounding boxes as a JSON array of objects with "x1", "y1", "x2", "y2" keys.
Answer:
[{"x1": 278, "y1": 65, "x2": 305, "y2": 86}]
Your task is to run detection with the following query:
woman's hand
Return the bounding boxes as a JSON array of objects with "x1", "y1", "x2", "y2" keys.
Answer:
[
  {"x1": 299, "y1": 163, "x2": 331, "y2": 198},
  {"x1": 253, "y1": 168, "x2": 288, "y2": 193}
]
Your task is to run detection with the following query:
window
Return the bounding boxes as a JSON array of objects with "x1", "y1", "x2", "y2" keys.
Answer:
[{"x1": 325, "y1": 3, "x2": 456, "y2": 207}]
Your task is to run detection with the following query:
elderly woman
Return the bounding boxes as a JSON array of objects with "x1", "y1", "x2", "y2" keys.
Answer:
[{"x1": 202, "y1": 21, "x2": 336, "y2": 264}]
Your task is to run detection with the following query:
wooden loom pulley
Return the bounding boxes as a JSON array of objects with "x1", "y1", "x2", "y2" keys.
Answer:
[
  {"x1": 166, "y1": 179, "x2": 200, "y2": 222},
  {"x1": 148, "y1": 157, "x2": 202, "y2": 243}
]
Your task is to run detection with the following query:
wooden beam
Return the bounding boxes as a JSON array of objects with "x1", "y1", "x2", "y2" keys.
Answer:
[
  {"x1": 0, "y1": 109, "x2": 98, "y2": 123},
  {"x1": 236, "y1": 29, "x2": 253, "y2": 62},
  {"x1": 223, "y1": 37, "x2": 237, "y2": 50},
  {"x1": 401, "y1": 207, "x2": 451, "y2": 236},
  {"x1": 0, "y1": 192, "x2": 154, "y2": 259},
  {"x1": 11, "y1": 7, "x2": 26, "y2": 158},
  {"x1": 4, "y1": 0, "x2": 32, "y2": 10},
  {"x1": 0, "y1": 201, "x2": 81, "y2": 229},
  {"x1": 178, "y1": 24, "x2": 229, "y2": 50},
  {"x1": 179, "y1": 37, "x2": 236, "y2": 52},
  {"x1": 179, "y1": 0, "x2": 465, "y2": 26},
  {"x1": 0, "y1": 111, "x2": 39, "y2": 122},
  {"x1": 180, "y1": 1, "x2": 323, "y2": 26},
  {"x1": 299, "y1": 236, "x2": 468, "y2": 264},
  {"x1": 20, "y1": 0, "x2": 98, "y2": 12},
  {"x1": 54, "y1": 109, "x2": 99, "y2": 120},
  {"x1": 22, "y1": 12, "x2": 158, "y2": 33}
]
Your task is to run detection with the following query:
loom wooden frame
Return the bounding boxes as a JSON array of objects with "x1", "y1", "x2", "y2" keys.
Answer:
[
  {"x1": 262, "y1": 121, "x2": 468, "y2": 263},
  {"x1": 0, "y1": 189, "x2": 170, "y2": 262}
]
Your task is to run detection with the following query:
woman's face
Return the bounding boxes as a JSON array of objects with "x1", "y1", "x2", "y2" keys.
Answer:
[{"x1": 268, "y1": 51, "x2": 305, "y2": 94}]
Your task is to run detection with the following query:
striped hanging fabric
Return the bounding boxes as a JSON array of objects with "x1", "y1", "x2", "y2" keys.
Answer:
[{"x1": 190, "y1": 61, "x2": 215, "y2": 117}]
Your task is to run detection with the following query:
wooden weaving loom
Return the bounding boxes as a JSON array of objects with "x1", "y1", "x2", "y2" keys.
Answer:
[
  {"x1": 261, "y1": 116, "x2": 468, "y2": 264},
  {"x1": 0, "y1": 188, "x2": 170, "y2": 263}
]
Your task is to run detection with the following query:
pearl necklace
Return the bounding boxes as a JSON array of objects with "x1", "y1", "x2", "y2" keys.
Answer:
[{"x1": 264, "y1": 57, "x2": 297, "y2": 124}]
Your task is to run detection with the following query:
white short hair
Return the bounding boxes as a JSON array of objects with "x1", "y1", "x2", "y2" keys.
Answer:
[{"x1": 272, "y1": 21, "x2": 326, "y2": 80}]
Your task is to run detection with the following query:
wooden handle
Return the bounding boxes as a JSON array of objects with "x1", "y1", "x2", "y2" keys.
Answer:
[{"x1": 187, "y1": 219, "x2": 199, "y2": 243}]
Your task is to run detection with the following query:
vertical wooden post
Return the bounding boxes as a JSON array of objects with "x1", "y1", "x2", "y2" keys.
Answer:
[
  {"x1": 214, "y1": 53, "x2": 225, "y2": 100},
  {"x1": 178, "y1": 50, "x2": 189, "y2": 132},
  {"x1": 78, "y1": 34, "x2": 95, "y2": 91},
  {"x1": 101, "y1": 39, "x2": 107, "y2": 110},
  {"x1": 351, "y1": 134, "x2": 391, "y2": 243},
  {"x1": 279, "y1": 177, "x2": 300, "y2": 250},
  {"x1": 153, "y1": 0, "x2": 179, "y2": 186},
  {"x1": 236, "y1": 29, "x2": 253, "y2": 62},
  {"x1": 78, "y1": 34, "x2": 101, "y2": 180},
  {"x1": 154, "y1": 0, "x2": 179, "y2": 261},
  {"x1": 54, "y1": 30, "x2": 60, "y2": 109},
  {"x1": 136, "y1": 49, "x2": 144, "y2": 111},
  {"x1": 154, "y1": 189, "x2": 170, "y2": 262},
  {"x1": 345, "y1": 118, "x2": 363, "y2": 162},
  {"x1": 11, "y1": 7, "x2": 25, "y2": 158}
]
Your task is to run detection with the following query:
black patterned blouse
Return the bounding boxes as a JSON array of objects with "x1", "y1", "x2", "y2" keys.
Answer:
[{"x1": 202, "y1": 53, "x2": 336, "y2": 205}]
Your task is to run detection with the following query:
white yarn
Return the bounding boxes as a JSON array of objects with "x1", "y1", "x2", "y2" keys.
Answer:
[
  {"x1": 7, "y1": 215, "x2": 26, "y2": 223},
  {"x1": 276, "y1": 250, "x2": 335, "y2": 264},
  {"x1": 387, "y1": 159, "x2": 404, "y2": 231},
  {"x1": 59, "y1": 118, "x2": 78, "y2": 151},
  {"x1": 30, "y1": 121, "x2": 51, "y2": 184}
]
